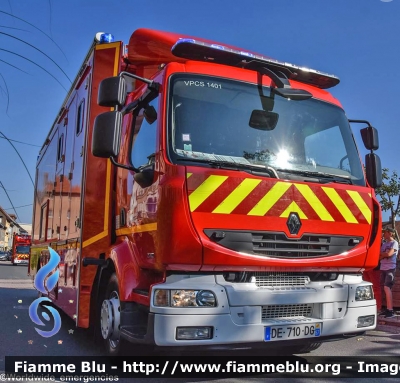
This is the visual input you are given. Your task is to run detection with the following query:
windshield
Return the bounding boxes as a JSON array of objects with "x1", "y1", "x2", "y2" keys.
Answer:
[
  {"x1": 16, "y1": 245, "x2": 30, "y2": 254},
  {"x1": 168, "y1": 75, "x2": 365, "y2": 186}
]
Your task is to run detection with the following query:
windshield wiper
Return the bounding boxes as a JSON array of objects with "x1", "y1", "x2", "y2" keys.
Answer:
[
  {"x1": 276, "y1": 168, "x2": 352, "y2": 184},
  {"x1": 177, "y1": 157, "x2": 279, "y2": 178}
]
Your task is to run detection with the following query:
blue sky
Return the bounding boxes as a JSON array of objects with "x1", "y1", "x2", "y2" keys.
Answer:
[{"x1": 0, "y1": 0, "x2": 398, "y2": 224}]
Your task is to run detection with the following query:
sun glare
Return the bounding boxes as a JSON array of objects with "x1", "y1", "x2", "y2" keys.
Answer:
[{"x1": 276, "y1": 149, "x2": 290, "y2": 167}]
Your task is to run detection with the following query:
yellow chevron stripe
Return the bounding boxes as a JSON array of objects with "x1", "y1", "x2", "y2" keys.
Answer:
[
  {"x1": 213, "y1": 179, "x2": 262, "y2": 214},
  {"x1": 248, "y1": 182, "x2": 291, "y2": 216},
  {"x1": 322, "y1": 187, "x2": 357, "y2": 223},
  {"x1": 295, "y1": 184, "x2": 334, "y2": 221},
  {"x1": 189, "y1": 175, "x2": 228, "y2": 211},
  {"x1": 280, "y1": 201, "x2": 308, "y2": 219},
  {"x1": 347, "y1": 190, "x2": 371, "y2": 224},
  {"x1": 187, "y1": 173, "x2": 193, "y2": 178}
]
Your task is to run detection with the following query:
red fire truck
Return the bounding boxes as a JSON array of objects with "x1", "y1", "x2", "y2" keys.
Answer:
[
  {"x1": 30, "y1": 29, "x2": 382, "y2": 355},
  {"x1": 12, "y1": 233, "x2": 31, "y2": 265}
]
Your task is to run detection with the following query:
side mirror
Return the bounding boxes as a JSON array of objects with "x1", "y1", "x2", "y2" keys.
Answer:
[
  {"x1": 360, "y1": 126, "x2": 379, "y2": 151},
  {"x1": 134, "y1": 167, "x2": 155, "y2": 188},
  {"x1": 249, "y1": 110, "x2": 279, "y2": 131},
  {"x1": 92, "y1": 111, "x2": 122, "y2": 157},
  {"x1": 365, "y1": 153, "x2": 382, "y2": 188},
  {"x1": 98, "y1": 76, "x2": 127, "y2": 107},
  {"x1": 144, "y1": 105, "x2": 157, "y2": 125}
]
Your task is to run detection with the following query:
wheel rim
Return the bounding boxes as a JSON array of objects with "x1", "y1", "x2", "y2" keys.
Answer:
[{"x1": 100, "y1": 291, "x2": 121, "y2": 349}]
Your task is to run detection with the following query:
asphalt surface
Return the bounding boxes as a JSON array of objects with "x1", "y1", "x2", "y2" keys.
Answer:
[
  {"x1": 1, "y1": 260, "x2": 400, "y2": 382},
  {"x1": 1, "y1": 260, "x2": 399, "y2": 355},
  {"x1": 0, "y1": 261, "x2": 99, "y2": 357}
]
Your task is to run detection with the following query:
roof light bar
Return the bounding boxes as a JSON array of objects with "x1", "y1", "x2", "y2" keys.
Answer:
[
  {"x1": 171, "y1": 38, "x2": 339, "y2": 89},
  {"x1": 95, "y1": 32, "x2": 115, "y2": 44}
]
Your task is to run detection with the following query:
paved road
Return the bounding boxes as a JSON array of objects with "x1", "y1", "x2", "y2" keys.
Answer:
[
  {"x1": 1, "y1": 260, "x2": 400, "y2": 382},
  {"x1": 0, "y1": 261, "x2": 32, "y2": 288},
  {"x1": 0, "y1": 261, "x2": 100, "y2": 357}
]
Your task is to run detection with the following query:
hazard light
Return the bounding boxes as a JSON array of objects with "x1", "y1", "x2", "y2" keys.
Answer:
[{"x1": 95, "y1": 32, "x2": 114, "y2": 43}]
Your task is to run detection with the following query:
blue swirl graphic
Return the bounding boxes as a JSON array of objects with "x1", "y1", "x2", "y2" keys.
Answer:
[
  {"x1": 30, "y1": 246, "x2": 62, "y2": 337},
  {"x1": 34, "y1": 247, "x2": 60, "y2": 294},
  {"x1": 29, "y1": 297, "x2": 62, "y2": 337}
]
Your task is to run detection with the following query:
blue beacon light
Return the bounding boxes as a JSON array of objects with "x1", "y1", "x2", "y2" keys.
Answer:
[{"x1": 95, "y1": 32, "x2": 115, "y2": 43}]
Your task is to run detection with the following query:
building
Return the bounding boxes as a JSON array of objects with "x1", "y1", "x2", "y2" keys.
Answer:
[
  {"x1": 17, "y1": 223, "x2": 32, "y2": 236},
  {"x1": 0, "y1": 206, "x2": 30, "y2": 251}
]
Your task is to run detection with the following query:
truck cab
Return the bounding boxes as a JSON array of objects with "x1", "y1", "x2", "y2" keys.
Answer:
[{"x1": 91, "y1": 30, "x2": 382, "y2": 354}]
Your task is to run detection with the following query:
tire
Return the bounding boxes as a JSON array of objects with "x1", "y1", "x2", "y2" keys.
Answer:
[
  {"x1": 98, "y1": 273, "x2": 154, "y2": 356},
  {"x1": 100, "y1": 274, "x2": 125, "y2": 356}
]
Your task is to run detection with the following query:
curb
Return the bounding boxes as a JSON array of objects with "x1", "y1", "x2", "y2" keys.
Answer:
[
  {"x1": 376, "y1": 315, "x2": 400, "y2": 327},
  {"x1": 0, "y1": 278, "x2": 34, "y2": 289},
  {"x1": 377, "y1": 319, "x2": 400, "y2": 328}
]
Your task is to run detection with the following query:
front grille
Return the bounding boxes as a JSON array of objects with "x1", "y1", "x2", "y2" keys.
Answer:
[
  {"x1": 262, "y1": 304, "x2": 313, "y2": 320},
  {"x1": 253, "y1": 233, "x2": 331, "y2": 257},
  {"x1": 204, "y1": 229, "x2": 363, "y2": 259},
  {"x1": 252, "y1": 272, "x2": 310, "y2": 289}
]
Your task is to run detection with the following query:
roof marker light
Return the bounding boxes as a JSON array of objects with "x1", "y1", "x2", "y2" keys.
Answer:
[
  {"x1": 240, "y1": 51, "x2": 255, "y2": 58},
  {"x1": 95, "y1": 32, "x2": 114, "y2": 44},
  {"x1": 178, "y1": 38, "x2": 196, "y2": 44},
  {"x1": 211, "y1": 44, "x2": 225, "y2": 50}
]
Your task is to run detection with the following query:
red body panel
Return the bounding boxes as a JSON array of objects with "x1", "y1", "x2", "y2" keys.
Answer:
[
  {"x1": 31, "y1": 42, "x2": 124, "y2": 327},
  {"x1": 185, "y1": 167, "x2": 379, "y2": 271},
  {"x1": 127, "y1": 28, "x2": 261, "y2": 66}
]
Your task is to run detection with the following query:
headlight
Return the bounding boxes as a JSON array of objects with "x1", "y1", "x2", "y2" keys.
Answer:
[
  {"x1": 176, "y1": 327, "x2": 213, "y2": 340},
  {"x1": 196, "y1": 290, "x2": 217, "y2": 306},
  {"x1": 172, "y1": 290, "x2": 197, "y2": 307},
  {"x1": 154, "y1": 289, "x2": 170, "y2": 307},
  {"x1": 357, "y1": 315, "x2": 375, "y2": 328},
  {"x1": 355, "y1": 285, "x2": 373, "y2": 301},
  {"x1": 153, "y1": 289, "x2": 217, "y2": 307}
]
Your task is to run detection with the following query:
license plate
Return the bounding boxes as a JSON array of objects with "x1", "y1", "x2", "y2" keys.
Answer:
[{"x1": 264, "y1": 323, "x2": 321, "y2": 341}]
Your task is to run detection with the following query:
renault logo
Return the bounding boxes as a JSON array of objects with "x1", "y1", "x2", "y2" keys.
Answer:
[{"x1": 287, "y1": 212, "x2": 301, "y2": 235}]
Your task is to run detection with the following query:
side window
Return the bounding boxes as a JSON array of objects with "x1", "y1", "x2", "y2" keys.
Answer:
[
  {"x1": 304, "y1": 126, "x2": 348, "y2": 171},
  {"x1": 76, "y1": 100, "x2": 85, "y2": 136},
  {"x1": 130, "y1": 98, "x2": 158, "y2": 168},
  {"x1": 39, "y1": 201, "x2": 48, "y2": 240},
  {"x1": 57, "y1": 134, "x2": 64, "y2": 162}
]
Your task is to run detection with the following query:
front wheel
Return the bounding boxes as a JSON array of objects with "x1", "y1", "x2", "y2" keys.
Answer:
[
  {"x1": 100, "y1": 274, "x2": 124, "y2": 356},
  {"x1": 99, "y1": 273, "x2": 155, "y2": 356}
]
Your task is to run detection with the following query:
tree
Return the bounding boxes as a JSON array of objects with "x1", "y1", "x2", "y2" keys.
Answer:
[{"x1": 375, "y1": 168, "x2": 400, "y2": 241}]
